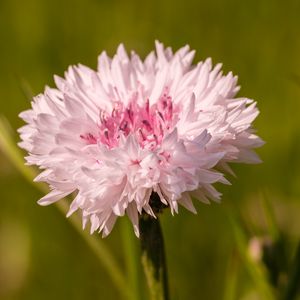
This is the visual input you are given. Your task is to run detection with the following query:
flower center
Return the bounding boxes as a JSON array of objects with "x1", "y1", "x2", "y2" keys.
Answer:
[{"x1": 81, "y1": 89, "x2": 178, "y2": 149}]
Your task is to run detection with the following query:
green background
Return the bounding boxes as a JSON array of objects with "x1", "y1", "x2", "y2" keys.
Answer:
[{"x1": 1, "y1": 0, "x2": 300, "y2": 299}]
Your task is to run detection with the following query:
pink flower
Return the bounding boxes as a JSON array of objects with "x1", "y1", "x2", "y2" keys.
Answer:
[{"x1": 18, "y1": 41, "x2": 263, "y2": 237}]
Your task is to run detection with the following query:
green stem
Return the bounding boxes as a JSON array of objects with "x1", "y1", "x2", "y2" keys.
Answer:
[{"x1": 139, "y1": 212, "x2": 169, "y2": 300}]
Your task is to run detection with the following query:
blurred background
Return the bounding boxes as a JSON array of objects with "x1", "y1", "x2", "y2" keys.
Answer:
[{"x1": 1, "y1": 0, "x2": 300, "y2": 299}]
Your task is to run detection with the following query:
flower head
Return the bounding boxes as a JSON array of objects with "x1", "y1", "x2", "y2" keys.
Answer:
[{"x1": 18, "y1": 41, "x2": 263, "y2": 237}]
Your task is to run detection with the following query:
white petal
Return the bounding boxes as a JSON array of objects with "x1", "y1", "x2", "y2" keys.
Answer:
[{"x1": 38, "y1": 189, "x2": 73, "y2": 206}]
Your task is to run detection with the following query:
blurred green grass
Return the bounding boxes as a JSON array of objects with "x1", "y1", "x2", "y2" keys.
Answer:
[{"x1": 1, "y1": 0, "x2": 300, "y2": 299}]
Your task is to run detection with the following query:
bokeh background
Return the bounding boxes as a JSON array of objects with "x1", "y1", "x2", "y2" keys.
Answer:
[{"x1": 1, "y1": 0, "x2": 300, "y2": 299}]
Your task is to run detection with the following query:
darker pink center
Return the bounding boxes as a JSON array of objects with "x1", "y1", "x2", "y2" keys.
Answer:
[{"x1": 80, "y1": 89, "x2": 177, "y2": 149}]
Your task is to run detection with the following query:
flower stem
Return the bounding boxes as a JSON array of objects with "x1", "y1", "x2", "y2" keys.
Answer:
[{"x1": 139, "y1": 211, "x2": 169, "y2": 300}]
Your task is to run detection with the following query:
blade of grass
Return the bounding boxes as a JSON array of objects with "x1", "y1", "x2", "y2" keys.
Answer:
[
  {"x1": 227, "y1": 212, "x2": 275, "y2": 300},
  {"x1": 15, "y1": 74, "x2": 34, "y2": 101},
  {"x1": 120, "y1": 217, "x2": 143, "y2": 300},
  {"x1": 260, "y1": 190, "x2": 280, "y2": 240},
  {"x1": 283, "y1": 241, "x2": 300, "y2": 300},
  {"x1": 0, "y1": 116, "x2": 131, "y2": 299},
  {"x1": 223, "y1": 251, "x2": 239, "y2": 300}
]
